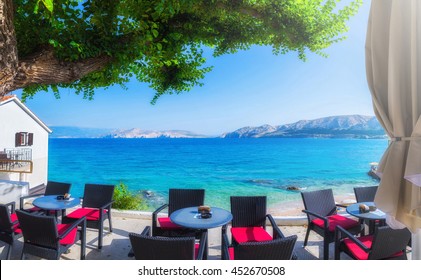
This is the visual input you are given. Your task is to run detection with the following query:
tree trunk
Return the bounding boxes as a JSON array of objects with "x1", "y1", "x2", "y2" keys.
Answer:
[{"x1": 0, "y1": 0, "x2": 18, "y2": 96}]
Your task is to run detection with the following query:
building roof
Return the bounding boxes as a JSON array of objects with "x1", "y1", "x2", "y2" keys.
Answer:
[{"x1": 0, "y1": 95, "x2": 52, "y2": 133}]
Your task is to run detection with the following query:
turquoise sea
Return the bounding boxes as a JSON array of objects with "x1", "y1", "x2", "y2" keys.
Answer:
[{"x1": 48, "y1": 138, "x2": 387, "y2": 210}]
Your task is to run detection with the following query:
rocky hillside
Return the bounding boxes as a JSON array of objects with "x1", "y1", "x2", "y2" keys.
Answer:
[{"x1": 221, "y1": 115, "x2": 386, "y2": 139}]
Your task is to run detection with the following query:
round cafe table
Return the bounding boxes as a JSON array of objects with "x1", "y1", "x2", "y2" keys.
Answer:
[
  {"x1": 170, "y1": 206, "x2": 233, "y2": 259},
  {"x1": 170, "y1": 206, "x2": 233, "y2": 229},
  {"x1": 33, "y1": 195, "x2": 81, "y2": 219},
  {"x1": 346, "y1": 202, "x2": 386, "y2": 235}
]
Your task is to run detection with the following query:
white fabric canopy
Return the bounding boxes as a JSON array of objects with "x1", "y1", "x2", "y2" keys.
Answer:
[{"x1": 366, "y1": 0, "x2": 421, "y2": 233}]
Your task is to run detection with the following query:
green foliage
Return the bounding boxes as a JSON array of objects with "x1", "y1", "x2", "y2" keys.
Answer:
[
  {"x1": 15, "y1": 0, "x2": 362, "y2": 103},
  {"x1": 112, "y1": 182, "x2": 147, "y2": 211}
]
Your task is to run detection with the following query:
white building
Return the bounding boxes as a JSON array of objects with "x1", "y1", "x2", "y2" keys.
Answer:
[{"x1": 0, "y1": 95, "x2": 51, "y2": 203}]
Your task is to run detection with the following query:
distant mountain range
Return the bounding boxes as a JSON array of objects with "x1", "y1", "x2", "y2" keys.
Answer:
[
  {"x1": 49, "y1": 115, "x2": 387, "y2": 139},
  {"x1": 104, "y1": 128, "x2": 207, "y2": 138},
  {"x1": 221, "y1": 115, "x2": 386, "y2": 139},
  {"x1": 49, "y1": 127, "x2": 206, "y2": 138}
]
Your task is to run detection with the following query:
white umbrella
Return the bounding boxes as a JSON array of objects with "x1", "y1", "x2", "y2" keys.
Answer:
[{"x1": 366, "y1": 0, "x2": 421, "y2": 259}]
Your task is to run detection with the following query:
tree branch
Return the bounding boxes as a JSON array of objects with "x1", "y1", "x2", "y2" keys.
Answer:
[{"x1": 10, "y1": 48, "x2": 112, "y2": 92}]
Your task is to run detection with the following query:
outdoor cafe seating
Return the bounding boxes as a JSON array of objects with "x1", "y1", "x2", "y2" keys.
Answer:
[
  {"x1": 16, "y1": 209, "x2": 86, "y2": 260},
  {"x1": 19, "y1": 181, "x2": 71, "y2": 218},
  {"x1": 224, "y1": 196, "x2": 287, "y2": 245},
  {"x1": 152, "y1": 188, "x2": 205, "y2": 237},
  {"x1": 62, "y1": 183, "x2": 115, "y2": 249},
  {"x1": 353, "y1": 186, "x2": 382, "y2": 235},
  {"x1": 221, "y1": 233, "x2": 297, "y2": 260},
  {"x1": 335, "y1": 225, "x2": 411, "y2": 260},
  {"x1": 301, "y1": 189, "x2": 362, "y2": 260},
  {"x1": 128, "y1": 225, "x2": 207, "y2": 260},
  {"x1": 353, "y1": 186, "x2": 378, "y2": 203},
  {"x1": 0, "y1": 202, "x2": 22, "y2": 260}
]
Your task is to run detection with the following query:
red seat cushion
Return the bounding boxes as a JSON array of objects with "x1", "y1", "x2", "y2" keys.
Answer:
[
  {"x1": 231, "y1": 227, "x2": 272, "y2": 243},
  {"x1": 10, "y1": 213, "x2": 22, "y2": 234},
  {"x1": 26, "y1": 206, "x2": 42, "y2": 212},
  {"x1": 25, "y1": 207, "x2": 57, "y2": 216},
  {"x1": 312, "y1": 214, "x2": 359, "y2": 232},
  {"x1": 57, "y1": 224, "x2": 78, "y2": 246},
  {"x1": 228, "y1": 247, "x2": 234, "y2": 260},
  {"x1": 343, "y1": 235, "x2": 404, "y2": 260},
  {"x1": 66, "y1": 208, "x2": 107, "y2": 221},
  {"x1": 194, "y1": 243, "x2": 199, "y2": 259},
  {"x1": 158, "y1": 217, "x2": 182, "y2": 230}
]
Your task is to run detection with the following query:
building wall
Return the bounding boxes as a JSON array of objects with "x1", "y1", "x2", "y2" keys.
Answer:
[{"x1": 0, "y1": 100, "x2": 49, "y2": 188}]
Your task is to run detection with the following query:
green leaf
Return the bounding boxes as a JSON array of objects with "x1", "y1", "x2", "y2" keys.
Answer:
[
  {"x1": 41, "y1": 0, "x2": 54, "y2": 13},
  {"x1": 152, "y1": 29, "x2": 159, "y2": 38},
  {"x1": 34, "y1": 0, "x2": 40, "y2": 14}
]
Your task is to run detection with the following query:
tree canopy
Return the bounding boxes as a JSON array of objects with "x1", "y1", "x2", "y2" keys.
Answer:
[{"x1": 0, "y1": 0, "x2": 361, "y2": 103}]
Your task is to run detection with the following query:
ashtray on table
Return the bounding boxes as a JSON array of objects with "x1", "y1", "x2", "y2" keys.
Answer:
[
  {"x1": 198, "y1": 205, "x2": 212, "y2": 219},
  {"x1": 200, "y1": 212, "x2": 212, "y2": 219},
  {"x1": 56, "y1": 195, "x2": 70, "y2": 200}
]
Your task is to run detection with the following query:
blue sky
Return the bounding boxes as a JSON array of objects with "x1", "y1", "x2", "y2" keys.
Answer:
[{"x1": 18, "y1": 1, "x2": 372, "y2": 136}]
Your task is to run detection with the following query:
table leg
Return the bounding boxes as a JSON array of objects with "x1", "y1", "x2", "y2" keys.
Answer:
[
  {"x1": 200, "y1": 229, "x2": 208, "y2": 260},
  {"x1": 368, "y1": 220, "x2": 376, "y2": 235}
]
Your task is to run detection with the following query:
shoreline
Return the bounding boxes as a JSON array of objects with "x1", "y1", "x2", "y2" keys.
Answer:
[
  {"x1": 267, "y1": 193, "x2": 356, "y2": 216},
  {"x1": 129, "y1": 193, "x2": 358, "y2": 218}
]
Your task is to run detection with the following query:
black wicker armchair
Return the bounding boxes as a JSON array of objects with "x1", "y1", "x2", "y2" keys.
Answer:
[
  {"x1": 152, "y1": 188, "x2": 205, "y2": 237},
  {"x1": 0, "y1": 202, "x2": 22, "y2": 259},
  {"x1": 129, "y1": 226, "x2": 207, "y2": 260},
  {"x1": 222, "y1": 231, "x2": 297, "y2": 260},
  {"x1": 16, "y1": 209, "x2": 86, "y2": 260},
  {"x1": 301, "y1": 189, "x2": 362, "y2": 260},
  {"x1": 353, "y1": 186, "x2": 382, "y2": 234},
  {"x1": 354, "y1": 186, "x2": 378, "y2": 203},
  {"x1": 20, "y1": 181, "x2": 71, "y2": 217},
  {"x1": 222, "y1": 196, "x2": 283, "y2": 247},
  {"x1": 335, "y1": 225, "x2": 411, "y2": 260},
  {"x1": 62, "y1": 184, "x2": 114, "y2": 249}
]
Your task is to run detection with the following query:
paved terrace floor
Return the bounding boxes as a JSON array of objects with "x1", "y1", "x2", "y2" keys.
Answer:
[{"x1": 0, "y1": 211, "x2": 412, "y2": 260}]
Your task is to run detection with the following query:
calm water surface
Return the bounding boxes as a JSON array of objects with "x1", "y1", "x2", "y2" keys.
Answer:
[{"x1": 48, "y1": 138, "x2": 387, "y2": 210}]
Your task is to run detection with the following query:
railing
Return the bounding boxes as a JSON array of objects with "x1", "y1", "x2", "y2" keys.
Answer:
[
  {"x1": 0, "y1": 159, "x2": 33, "y2": 173},
  {"x1": 0, "y1": 148, "x2": 33, "y2": 173},
  {"x1": 4, "y1": 148, "x2": 32, "y2": 160}
]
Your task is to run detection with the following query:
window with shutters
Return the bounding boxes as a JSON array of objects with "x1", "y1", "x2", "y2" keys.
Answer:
[{"x1": 15, "y1": 132, "x2": 34, "y2": 147}]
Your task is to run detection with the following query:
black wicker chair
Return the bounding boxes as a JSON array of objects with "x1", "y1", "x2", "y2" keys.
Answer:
[
  {"x1": 353, "y1": 186, "x2": 382, "y2": 234},
  {"x1": 152, "y1": 188, "x2": 205, "y2": 237},
  {"x1": 222, "y1": 196, "x2": 283, "y2": 247},
  {"x1": 354, "y1": 186, "x2": 378, "y2": 203},
  {"x1": 129, "y1": 226, "x2": 207, "y2": 260},
  {"x1": 16, "y1": 209, "x2": 86, "y2": 260},
  {"x1": 335, "y1": 225, "x2": 411, "y2": 260},
  {"x1": 0, "y1": 202, "x2": 22, "y2": 259},
  {"x1": 62, "y1": 184, "x2": 114, "y2": 249},
  {"x1": 221, "y1": 230, "x2": 297, "y2": 260},
  {"x1": 301, "y1": 189, "x2": 362, "y2": 260},
  {"x1": 20, "y1": 181, "x2": 71, "y2": 217}
]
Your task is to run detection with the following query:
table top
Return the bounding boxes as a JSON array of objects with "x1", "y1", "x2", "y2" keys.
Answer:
[
  {"x1": 33, "y1": 195, "x2": 81, "y2": 210},
  {"x1": 346, "y1": 202, "x2": 386, "y2": 220},
  {"x1": 170, "y1": 207, "x2": 233, "y2": 229}
]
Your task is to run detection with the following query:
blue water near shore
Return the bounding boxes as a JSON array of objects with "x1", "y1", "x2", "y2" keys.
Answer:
[{"x1": 48, "y1": 138, "x2": 387, "y2": 210}]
